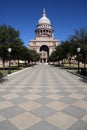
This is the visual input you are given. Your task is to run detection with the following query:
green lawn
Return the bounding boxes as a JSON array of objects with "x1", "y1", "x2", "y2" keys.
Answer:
[
  {"x1": 0, "y1": 65, "x2": 27, "y2": 76},
  {"x1": 63, "y1": 63, "x2": 87, "y2": 77}
]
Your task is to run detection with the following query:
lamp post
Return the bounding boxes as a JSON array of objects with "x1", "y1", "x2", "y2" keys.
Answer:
[
  {"x1": 77, "y1": 47, "x2": 81, "y2": 74},
  {"x1": 8, "y1": 48, "x2": 12, "y2": 74},
  {"x1": 80, "y1": 43, "x2": 87, "y2": 76}
]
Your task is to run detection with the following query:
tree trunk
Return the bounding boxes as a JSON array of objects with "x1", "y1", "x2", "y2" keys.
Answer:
[
  {"x1": 18, "y1": 59, "x2": 20, "y2": 67},
  {"x1": 2, "y1": 59, "x2": 5, "y2": 70},
  {"x1": 84, "y1": 62, "x2": 86, "y2": 69},
  {"x1": 69, "y1": 58, "x2": 71, "y2": 66},
  {"x1": 62, "y1": 59, "x2": 64, "y2": 66}
]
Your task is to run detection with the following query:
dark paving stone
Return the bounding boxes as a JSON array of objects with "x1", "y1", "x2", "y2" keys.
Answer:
[
  {"x1": 31, "y1": 106, "x2": 56, "y2": 119},
  {"x1": 25, "y1": 121, "x2": 61, "y2": 130},
  {"x1": 0, "y1": 97, "x2": 5, "y2": 102},
  {"x1": 77, "y1": 90, "x2": 87, "y2": 95},
  {"x1": 83, "y1": 96, "x2": 87, "y2": 101},
  {"x1": 68, "y1": 120, "x2": 87, "y2": 130},
  {"x1": 19, "y1": 91, "x2": 30, "y2": 96},
  {"x1": 0, "y1": 91, "x2": 9, "y2": 96},
  {"x1": 38, "y1": 92, "x2": 51, "y2": 96},
  {"x1": 11, "y1": 97, "x2": 29, "y2": 104},
  {"x1": 0, "y1": 120, "x2": 18, "y2": 130},
  {"x1": 57, "y1": 91, "x2": 71, "y2": 96},
  {"x1": 59, "y1": 97, "x2": 78, "y2": 104},
  {"x1": 63, "y1": 106, "x2": 87, "y2": 119},
  {"x1": 35, "y1": 97, "x2": 53, "y2": 105},
  {"x1": 0, "y1": 106, "x2": 25, "y2": 118},
  {"x1": 55, "y1": 86, "x2": 67, "y2": 90},
  {"x1": 40, "y1": 85, "x2": 50, "y2": 88}
]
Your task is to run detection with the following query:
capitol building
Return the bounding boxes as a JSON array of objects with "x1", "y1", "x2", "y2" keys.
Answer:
[{"x1": 28, "y1": 9, "x2": 59, "y2": 63}]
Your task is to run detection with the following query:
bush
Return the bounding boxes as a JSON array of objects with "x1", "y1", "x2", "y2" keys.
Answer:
[{"x1": 0, "y1": 71, "x2": 3, "y2": 78}]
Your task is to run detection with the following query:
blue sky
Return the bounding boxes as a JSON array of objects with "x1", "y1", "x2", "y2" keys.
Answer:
[{"x1": 0, "y1": 0, "x2": 87, "y2": 46}]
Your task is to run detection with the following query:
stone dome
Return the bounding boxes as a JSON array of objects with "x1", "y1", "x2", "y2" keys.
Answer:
[
  {"x1": 35, "y1": 9, "x2": 53, "y2": 37},
  {"x1": 38, "y1": 9, "x2": 51, "y2": 25}
]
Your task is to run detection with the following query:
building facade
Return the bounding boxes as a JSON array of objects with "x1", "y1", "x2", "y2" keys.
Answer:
[{"x1": 28, "y1": 9, "x2": 59, "y2": 63}]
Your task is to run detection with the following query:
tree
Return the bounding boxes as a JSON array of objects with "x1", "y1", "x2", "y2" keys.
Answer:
[
  {"x1": 20, "y1": 46, "x2": 31, "y2": 64},
  {"x1": 0, "y1": 24, "x2": 23, "y2": 68},
  {"x1": 29, "y1": 50, "x2": 40, "y2": 63},
  {"x1": 69, "y1": 28, "x2": 87, "y2": 45},
  {"x1": 49, "y1": 40, "x2": 79, "y2": 65},
  {"x1": 69, "y1": 27, "x2": 87, "y2": 65},
  {"x1": 49, "y1": 51, "x2": 57, "y2": 62},
  {"x1": 0, "y1": 25, "x2": 9, "y2": 68}
]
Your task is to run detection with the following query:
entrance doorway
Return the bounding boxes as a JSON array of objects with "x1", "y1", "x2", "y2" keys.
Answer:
[{"x1": 40, "y1": 45, "x2": 49, "y2": 63}]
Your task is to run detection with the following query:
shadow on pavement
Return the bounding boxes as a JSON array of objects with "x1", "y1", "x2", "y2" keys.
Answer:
[
  {"x1": 79, "y1": 77, "x2": 87, "y2": 83},
  {"x1": 0, "y1": 76, "x2": 8, "y2": 84}
]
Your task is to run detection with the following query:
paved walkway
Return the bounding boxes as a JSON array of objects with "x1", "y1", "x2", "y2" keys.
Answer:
[{"x1": 0, "y1": 64, "x2": 87, "y2": 130}]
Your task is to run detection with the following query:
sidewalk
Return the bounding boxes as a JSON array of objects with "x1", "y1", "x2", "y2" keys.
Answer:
[{"x1": 0, "y1": 65, "x2": 87, "y2": 130}]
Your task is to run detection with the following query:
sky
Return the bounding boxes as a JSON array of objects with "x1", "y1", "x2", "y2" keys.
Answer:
[{"x1": 0, "y1": 0, "x2": 87, "y2": 46}]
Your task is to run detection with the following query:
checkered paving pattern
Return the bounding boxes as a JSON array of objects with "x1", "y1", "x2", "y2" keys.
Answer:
[{"x1": 0, "y1": 64, "x2": 87, "y2": 130}]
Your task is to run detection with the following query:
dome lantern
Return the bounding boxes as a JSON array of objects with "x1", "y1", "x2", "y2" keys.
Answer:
[{"x1": 42, "y1": 8, "x2": 46, "y2": 17}]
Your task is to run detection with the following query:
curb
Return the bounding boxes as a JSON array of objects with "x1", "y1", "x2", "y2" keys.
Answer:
[
  {"x1": 7, "y1": 67, "x2": 31, "y2": 78},
  {"x1": 67, "y1": 70, "x2": 87, "y2": 79}
]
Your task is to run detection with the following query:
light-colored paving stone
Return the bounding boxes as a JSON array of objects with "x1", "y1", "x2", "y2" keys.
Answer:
[
  {"x1": 73, "y1": 100, "x2": 87, "y2": 110},
  {"x1": 2, "y1": 94, "x2": 20, "y2": 100},
  {"x1": 82, "y1": 114, "x2": 87, "y2": 122},
  {"x1": 18, "y1": 101, "x2": 41, "y2": 111},
  {"x1": 46, "y1": 101, "x2": 69, "y2": 111},
  {"x1": 46, "y1": 94, "x2": 64, "y2": 100},
  {"x1": 0, "y1": 101, "x2": 14, "y2": 110},
  {"x1": 0, "y1": 115, "x2": 6, "y2": 121},
  {"x1": 9, "y1": 112, "x2": 41, "y2": 130},
  {"x1": 46, "y1": 112, "x2": 78, "y2": 130}
]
